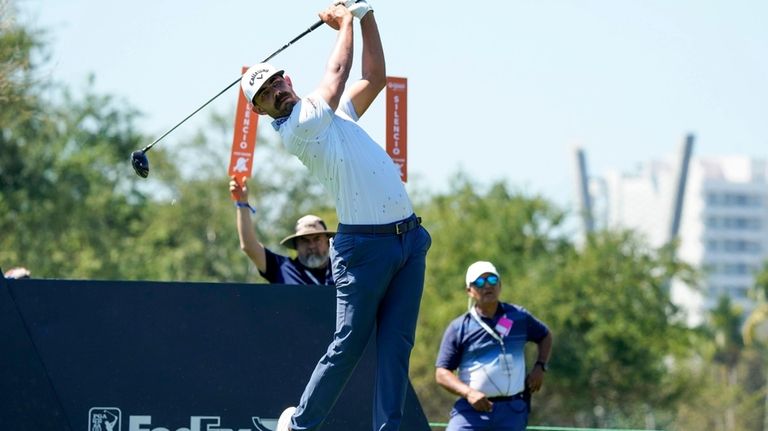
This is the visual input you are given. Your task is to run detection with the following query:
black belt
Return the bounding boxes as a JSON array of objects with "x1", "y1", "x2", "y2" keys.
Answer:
[
  {"x1": 337, "y1": 216, "x2": 422, "y2": 235},
  {"x1": 488, "y1": 392, "x2": 526, "y2": 402}
]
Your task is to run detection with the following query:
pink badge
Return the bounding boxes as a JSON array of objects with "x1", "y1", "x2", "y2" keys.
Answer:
[{"x1": 495, "y1": 315, "x2": 513, "y2": 336}]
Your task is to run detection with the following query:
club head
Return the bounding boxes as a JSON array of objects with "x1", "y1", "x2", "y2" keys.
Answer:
[{"x1": 131, "y1": 150, "x2": 149, "y2": 178}]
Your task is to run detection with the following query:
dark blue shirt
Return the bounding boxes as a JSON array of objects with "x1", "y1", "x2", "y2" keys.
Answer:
[{"x1": 259, "y1": 248, "x2": 334, "y2": 286}]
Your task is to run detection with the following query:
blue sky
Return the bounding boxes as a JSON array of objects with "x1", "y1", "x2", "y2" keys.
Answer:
[{"x1": 20, "y1": 0, "x2": 768, "y2": 212}]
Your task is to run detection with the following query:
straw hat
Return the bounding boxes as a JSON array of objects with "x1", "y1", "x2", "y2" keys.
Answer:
[{"x1": 280, "y1": 215, "x2": 335, "y2": 249}]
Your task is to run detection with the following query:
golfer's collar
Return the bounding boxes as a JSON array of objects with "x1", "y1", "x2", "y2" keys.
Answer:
[{"x1": 271, "y1": 116, "x2": 289, "y2": 131}]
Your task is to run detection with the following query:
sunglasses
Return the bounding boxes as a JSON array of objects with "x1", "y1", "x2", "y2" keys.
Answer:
[{"x1": 471, "y1": 275, "x2": 499, "y2": 289}]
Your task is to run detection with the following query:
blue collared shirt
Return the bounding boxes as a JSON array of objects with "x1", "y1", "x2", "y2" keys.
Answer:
[{"x1": 259, "y1": 248, "x2": 334, "y2": 286}]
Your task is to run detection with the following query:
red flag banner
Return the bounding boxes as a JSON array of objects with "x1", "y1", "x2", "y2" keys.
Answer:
[
  {"x1": 228, "y1": 66, "x2": 259, "y2": 197},
  {"x1": 386, "y1": 76, "x2": 407, "y2": 182}
]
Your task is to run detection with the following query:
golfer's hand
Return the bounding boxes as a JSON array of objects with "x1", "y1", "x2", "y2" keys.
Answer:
[
  {"x1": 320, "y1": 2, "x2": 353, "y2": 30},
  {"x1": 348, "y1": 0, "x2": 372, "y2": 19},
  {"x1": 466, "y1": 389, "x2": 493, "y2": 412},
  {"x1": 229, "y1": 176, "x2": 249, "y2": 203},
  {"x1": 526, "y1": 367, "x2": 545, "y2": 393}
]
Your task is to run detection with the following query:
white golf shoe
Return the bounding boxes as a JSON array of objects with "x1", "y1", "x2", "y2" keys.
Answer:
[{"x1": 276, "y1": 406, "x2": 296, "y2": 431}]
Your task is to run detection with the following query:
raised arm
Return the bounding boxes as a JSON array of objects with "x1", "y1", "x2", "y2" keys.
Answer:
[
  {"x1": 344, "y1": 3, "x2": 386, "y2": 118},
  {"x1": 230, "y1": 176, "x2": 268, "y2": 273},
  {"x1": 315, "y1": 3, "x2": 355, "y2": 111}
]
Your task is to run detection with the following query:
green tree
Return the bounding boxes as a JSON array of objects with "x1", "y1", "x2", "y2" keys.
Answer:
[
  {"x1": 1, "y1": 7, "x2": 150, "y2": 279},
  {"x1": 742, "y1": 261, "x2": 768, "y2": 431},
  {"x1": 674, "y1": 295, "x2": 763, "y2": 431},
  {"x1": 0, "y1": 0, "x2": 37, "y2": 119},
  {"x1": 744, "y1": 261, "x2": 768, "y2": 347},
  {"x1": 520, "y1": 232, "x2": 695, "y2": 428}
]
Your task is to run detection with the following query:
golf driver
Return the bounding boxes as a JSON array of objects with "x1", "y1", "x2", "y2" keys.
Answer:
[{"x1": 130, "y1": 19, "x2": 324, "y2": 178}]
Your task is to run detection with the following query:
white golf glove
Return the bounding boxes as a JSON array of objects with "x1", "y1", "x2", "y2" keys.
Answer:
[{"x1": 346, "y1": 0, "x2": 373, "y2": 19}]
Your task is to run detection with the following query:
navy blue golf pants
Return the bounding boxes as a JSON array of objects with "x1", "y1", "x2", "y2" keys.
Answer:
[
  {"x1": 446, "y1": 398, "x2": 529, "y2": 431},
  {"x1": 291, "y1": 215, "x2": 431, "y2": 431}
]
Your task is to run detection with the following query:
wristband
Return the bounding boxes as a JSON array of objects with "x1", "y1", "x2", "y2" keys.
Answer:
[{"x1": 235, "y1": 201, "x2": 256, "y2": 214}]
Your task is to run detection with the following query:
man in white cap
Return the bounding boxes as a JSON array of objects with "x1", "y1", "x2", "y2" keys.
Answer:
[
  {"x1": 241, "y1": 2, "x2": 431, "y2": 431},
  {"x1": 230, "y1": 177, "x2": 334, "y2": 285},
  {"x1": 435, "y1": 261, "x2": 553, "y2": 431}
]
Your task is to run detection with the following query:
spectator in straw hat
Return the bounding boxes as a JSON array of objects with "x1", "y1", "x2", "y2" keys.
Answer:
[{"x1": 230, "y1": 176, "x2": 334, "y2": 285}]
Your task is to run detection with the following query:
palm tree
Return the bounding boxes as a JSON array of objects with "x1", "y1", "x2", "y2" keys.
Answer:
[
  {"x1": 709, "y1": 295, "x2": 744, "y2": 430},
  {"x1": 742, "y1": 262, "x2": 768, "y2": 431}
]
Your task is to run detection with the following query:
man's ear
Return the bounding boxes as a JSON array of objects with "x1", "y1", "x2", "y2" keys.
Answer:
[
  {"x1": 284, "y1": 75, "x2": 293, "y2": 88},
  {"x1": 251, "y1": 102, "x2": 266, "y2": 115}
]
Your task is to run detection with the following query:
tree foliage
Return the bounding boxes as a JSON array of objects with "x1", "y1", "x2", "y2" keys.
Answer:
[
  {"x1": 522, "y1": 233, "x2": 695, "y2": 427},
  {"x1": 0, "y1": 7, "x2": 331, "y2": 282},
  {"x1": 3, "y1": 6, "x2": 766, "y2": 429}
]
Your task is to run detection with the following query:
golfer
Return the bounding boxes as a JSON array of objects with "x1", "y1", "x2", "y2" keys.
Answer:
[{"x1": 240, "y1": 2, "x2": 430, "y2": 431}]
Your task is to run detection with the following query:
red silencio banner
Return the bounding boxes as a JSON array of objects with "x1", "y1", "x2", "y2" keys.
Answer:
[
  {"x1": 386, "y1": 76, "x2": 407, "y2": 182},
  {"x1": 228, "y1": 66, "x2": 259, "y2": 197}
]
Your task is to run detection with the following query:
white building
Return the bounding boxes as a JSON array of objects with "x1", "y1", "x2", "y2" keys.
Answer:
[
  {"x1": 601, "y1": 159, "x2": 678, "y2": 248},
  {"x1": 587, "y1": 150, "x2": 768, "y2": 325}
]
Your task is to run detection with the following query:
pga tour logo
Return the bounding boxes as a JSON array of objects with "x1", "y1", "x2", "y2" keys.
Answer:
[
  {"x1": 89, "y1": 408, "x2": 121, "y2": 431},
  {"x1": 88, "y1": 407, "x2": 276, "y2": 431}
]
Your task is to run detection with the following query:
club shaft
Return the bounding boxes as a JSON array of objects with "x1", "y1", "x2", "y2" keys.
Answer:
[
  {"x1": 263, "y1": 20, "x2": 324, "y2": 64},
  {"x1": 141, "y1": 77, "x2": 240, "y2": 152},
  {"x1": 142, "y1": 19, "x2": 324, "y2": 153}
]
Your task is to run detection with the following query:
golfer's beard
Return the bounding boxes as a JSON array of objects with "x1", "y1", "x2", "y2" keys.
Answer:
[{"x1": 299, "y1": 252, "x2": 328, "y2": 269}]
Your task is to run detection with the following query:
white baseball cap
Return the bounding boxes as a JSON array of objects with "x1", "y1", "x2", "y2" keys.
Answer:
[
  {"x1": 465, "y1": 261, "x2": 499, "y2": 288},
  {"x1": 241, "y1": 62, "x2": 284, "y2": 105}
]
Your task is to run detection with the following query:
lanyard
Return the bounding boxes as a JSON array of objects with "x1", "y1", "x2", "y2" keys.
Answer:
[
  {"x1": 469, "y1": 305, "x2": 514, "y2": 385},
  {"x1": 303, "y1": 269, "x2": 321, "y2": 285},
  {"x1": 469, "y1": 306, "x2": 504, "y2": 344},
  {"x1": 302, "y1": 265, "x2": 331, "y2": 285}
]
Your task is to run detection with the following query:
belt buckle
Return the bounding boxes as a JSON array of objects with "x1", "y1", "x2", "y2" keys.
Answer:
[{"x1": 395, "y1": 221, "x2": 405, "y2": 235}]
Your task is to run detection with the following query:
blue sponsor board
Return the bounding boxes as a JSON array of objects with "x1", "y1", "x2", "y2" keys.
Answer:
[{"x1": 0, "y1": 277, "x2": 429, "y2": 431}]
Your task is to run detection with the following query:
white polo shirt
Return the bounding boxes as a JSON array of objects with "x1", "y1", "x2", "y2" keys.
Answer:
[{"x1": 274, "y1": 93, "x2": 413, "y2": 225}]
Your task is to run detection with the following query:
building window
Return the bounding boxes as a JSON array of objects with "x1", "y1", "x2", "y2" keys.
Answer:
[
  {"x1": 721, "y1": 240, "x2": 761, "y2": 253},
  {"x1": 704, "y1": 216, "x2": 763, "y2": 231},
  {"x1": 720, "y1": 263, "x2": 751, "y2": 275},
  {"x1": 704, "y1": 239, "x2": 762, "y2": 254},
  {"x1": 706, "y1": 193, "x2": 763, "y2": 207}
]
